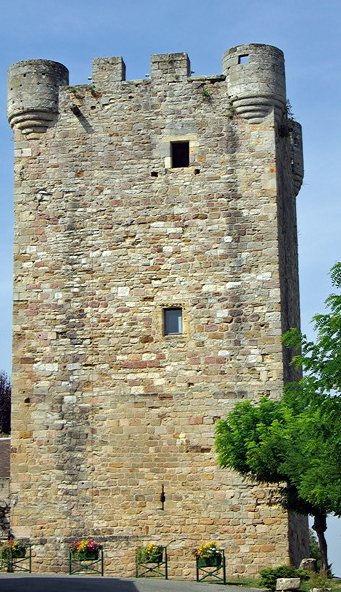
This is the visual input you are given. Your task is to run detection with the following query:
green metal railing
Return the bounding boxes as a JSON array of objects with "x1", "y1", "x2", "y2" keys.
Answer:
[
  {"x1": 136, "y1": 546, "x2": 168, "y2": 579},
  {"x1": 0, "y1": 542, "x2": 32, "y2": 573},
  {"x1": 196, "y1": 549, "x2": 226, "y2": 584},
  {"x1": 69, "y1": 546, "x2": 104, "y2": 576}
]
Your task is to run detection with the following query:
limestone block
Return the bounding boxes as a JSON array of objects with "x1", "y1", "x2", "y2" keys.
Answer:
[{"x1": 276, "y1": 578, "x2": 301, "y2": 591}]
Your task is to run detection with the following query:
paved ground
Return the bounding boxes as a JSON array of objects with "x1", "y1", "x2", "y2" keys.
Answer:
[{"x1": 0, "y1": 574, "x2": 262, "y2": 592}]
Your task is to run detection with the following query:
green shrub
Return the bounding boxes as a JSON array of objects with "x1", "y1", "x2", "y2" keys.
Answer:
[
  {"x1": 259, "y1": 565, "x2": 308, "y2": 591},
  {"x1": 309, "y1": 572, "x2": 331, "y2": 590}
]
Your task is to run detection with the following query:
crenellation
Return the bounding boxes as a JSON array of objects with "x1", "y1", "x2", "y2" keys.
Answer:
[
  {"x1": 92, "y1": 56, "x2": 126, "y2": 85},
  {"x1": 151, "y1": 52, "x2": 191, "y2": 80}
]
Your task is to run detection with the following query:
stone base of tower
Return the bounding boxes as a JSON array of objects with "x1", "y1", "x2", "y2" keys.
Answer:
[{"x1": 11, "y1": 497, "x2": 308, "y2": 577}]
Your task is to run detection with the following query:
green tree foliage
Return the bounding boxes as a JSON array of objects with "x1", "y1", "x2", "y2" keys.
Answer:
[
  {"x1": 215, "y1": 263, "x2": 341, "y2": 573},
  {"x1": 0, "y1": 371, "x2": 11, "y2": 435},
  {"x1": 283, "y1": 263, "x2": 341, "y2": 397}
]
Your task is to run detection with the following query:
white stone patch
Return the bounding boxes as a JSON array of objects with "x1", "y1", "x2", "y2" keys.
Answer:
[
  {"x1": 202, "y1": 284, "x2": 225, "y2": 292},
  {"x1": 118, "y1": 286, "x2": 130, "y2": 297},
  {"x1": 256, "y1": 272, "x2": 272, "y2": 280},
  {"x1": 63, "y1": 396, "x2": 77, "y2": 404},
  {"x1": 265, "y1": 312, "x2": 281, "y2": 322},
  {"x1": 167, "y1": 227, "x2": 182, "y2": 234},
  {"x1": 246, "y1": 354, "x2": 261, "y2": 364},
  {"x1": 142, "y1": 354, "x2": 156, "y2": 361},
  {"x1": 67, "y1": 363, "x2": 81, "y2": 370},
  {"x1": 131, "y1": 386, "x2": 142, "y2": 394},
  {"x1": 33, "y1": 363, "x2": 59, "y2": 372},
  {"x1": 226, "y1": 281, "x2": 241, "y2": 289}
]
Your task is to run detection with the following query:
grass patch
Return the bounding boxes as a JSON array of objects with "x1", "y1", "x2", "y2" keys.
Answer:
[
  {"x1": 301, "y1": 577, "x2": 341, "y2": 592},
  {"x1": 225, "y1": 576, "x2": 263, "y2": 588}
]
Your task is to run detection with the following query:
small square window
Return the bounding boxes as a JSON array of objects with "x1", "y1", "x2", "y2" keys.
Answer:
[
  {"x1": 164, "y1": 308, "x2": 182, "y2": 335},
  {"x1": 238, "y1": 54, "x2": 249, "y2": 65},
  {"x1": 171, "y1": 142, "x2": 189, "y2": 168}
]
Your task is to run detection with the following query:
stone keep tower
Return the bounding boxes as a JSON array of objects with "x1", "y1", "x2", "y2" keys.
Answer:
[{"x1": 7, "y1": 44, "x2": 308, "y2": 577}]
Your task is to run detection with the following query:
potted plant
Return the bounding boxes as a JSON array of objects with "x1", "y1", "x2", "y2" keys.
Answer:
[
  {"x1": 136, "y1": 543, "x2": 163, "y2": 564},
  {"x1": 194, "y1": 541, "x2": 222, "y2": 567},
  {"x1": 0, "y1": 540, "x2": 26, "y2": 560},
  {"x1": 69, "y1": 539, "x2": 100, "y2": 561}
]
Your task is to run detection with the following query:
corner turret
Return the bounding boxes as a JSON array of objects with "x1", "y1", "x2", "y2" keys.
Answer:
[
  {"x1": 7, "y1": 60, "x2": 69, "y2": 136},
  {"x1": 223, "y1": 44, "x2": 286, "y2": 123}
]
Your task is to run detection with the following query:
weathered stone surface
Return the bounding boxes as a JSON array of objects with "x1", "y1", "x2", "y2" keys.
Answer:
[
  {"x1": 300, "y1": 558, "x2": 317, "y2": 571},
  {"x1": 7, "y1": 43, "x2": 308, "y2": 577},
  {"x1": 276, "y1": 578, "x2": 301, "y2": 591}
]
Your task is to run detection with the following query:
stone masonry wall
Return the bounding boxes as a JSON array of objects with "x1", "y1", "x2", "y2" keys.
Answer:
[{"x1": 8, "y1": 44, "x2": 309, "y2": 577}]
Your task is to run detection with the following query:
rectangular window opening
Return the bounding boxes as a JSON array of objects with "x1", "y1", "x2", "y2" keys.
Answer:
[
  {"x1": 171, "y1": 142, "x2": 189, "y2": 168},
  {"x1": 164, "y1": 307, "x2": 182, "y2": 335},
  {"x1": 238, "y1": 54, "x2": 249, "y2": 65}
]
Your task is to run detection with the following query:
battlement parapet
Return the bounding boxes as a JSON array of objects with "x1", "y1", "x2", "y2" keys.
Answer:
[{"x1": 7, "y1": 44, "x2": 287, "y2": 135}]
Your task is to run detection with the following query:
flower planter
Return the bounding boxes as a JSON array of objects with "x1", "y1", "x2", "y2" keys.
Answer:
[
  {"x1": 72, "y1": 550, "x2": 99, "y2": 561},
  {"x1": 0, "y1": 543, "x2": 31, "y2": 574},
  {"x1": 196, "y1": 549, "x2": 225, "y2": 584},
  {"x1": 146, "y1": 551, "x2": 163, "y2": 563},
  {"x1": 136, "y1": 546, "x2": 168, "y2": 579},
  {"x1": 69, "y1": 545, "x2": 104, "y2": 576},
  {"x1": 12, "y1": 548, "x2": 26, "y2": 558},
  {"x1": 197, "y1": 553, "x2": 222, "y2": 568}
]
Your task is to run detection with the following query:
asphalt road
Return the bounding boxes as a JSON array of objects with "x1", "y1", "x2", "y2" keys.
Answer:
[{"x1": 0, "y1": 574, "x2": 262, "y2": 592}]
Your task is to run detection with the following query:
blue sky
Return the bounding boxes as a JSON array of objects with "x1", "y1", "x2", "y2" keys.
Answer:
[{"x1": 1, "y1": 0, "x2": 340, "y2": 574}]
